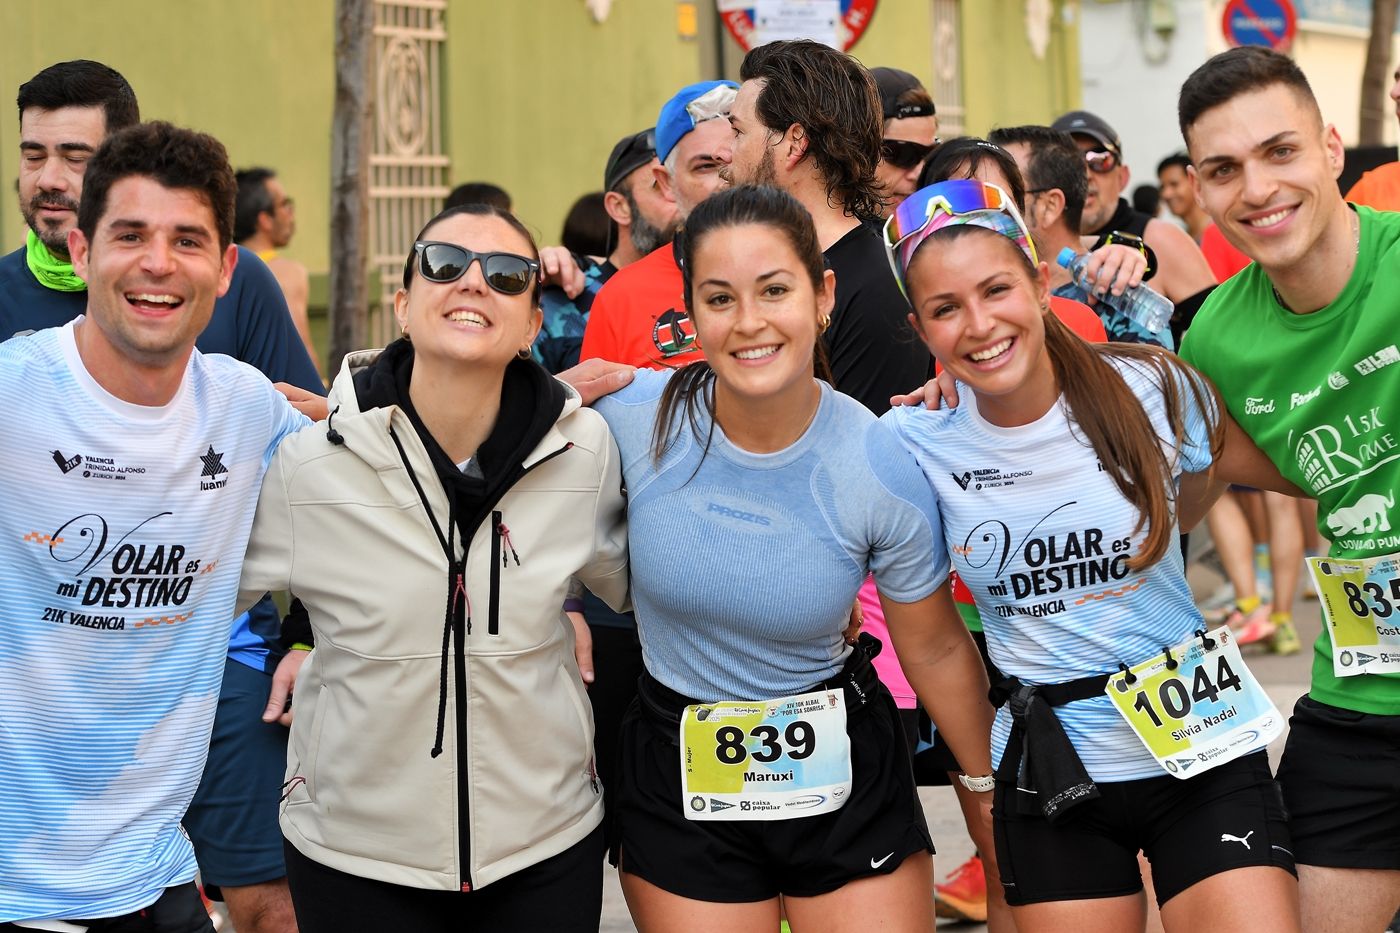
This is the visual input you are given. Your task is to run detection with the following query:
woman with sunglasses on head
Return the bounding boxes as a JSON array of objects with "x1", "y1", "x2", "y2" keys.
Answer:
[
  {"x1": 919, "y1": 136, "x2": 1169, "y2": 346},
  {"x1": 880, "y1": 180, "x2": 1304, "y2": 933},
  {"x1": 591, "y1": 185, "x2": 997, "y2": 933},
  {"x1": 236, "y1": 202, "x2": 629, "y2": 932}
]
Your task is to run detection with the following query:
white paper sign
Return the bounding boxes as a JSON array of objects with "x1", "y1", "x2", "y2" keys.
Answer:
[{"x1": 754, "y1": 0, "x2": 841, "y2": 49}]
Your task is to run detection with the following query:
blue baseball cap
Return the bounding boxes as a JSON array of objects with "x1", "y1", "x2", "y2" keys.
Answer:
[{"x1": 655, "y1": 79, "x2": 740, "y2": 165}]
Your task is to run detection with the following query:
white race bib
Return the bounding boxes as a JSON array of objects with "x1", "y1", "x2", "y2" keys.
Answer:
[
  {"x1": 1105, "y1": 628, "x2": 1282, "y2": 779},
  {"x1": 679, "y1": 689, "x2": 852, "y2": 821}
]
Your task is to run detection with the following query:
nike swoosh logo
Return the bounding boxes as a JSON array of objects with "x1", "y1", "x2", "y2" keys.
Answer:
[{"x1": 870, "y1": 852, "x2": 894, "y2": 869}]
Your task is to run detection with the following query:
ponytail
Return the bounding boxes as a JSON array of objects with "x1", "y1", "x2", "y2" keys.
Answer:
[{"x1": 1042, "y1": 313, "x2": 1224, "y2": 569}]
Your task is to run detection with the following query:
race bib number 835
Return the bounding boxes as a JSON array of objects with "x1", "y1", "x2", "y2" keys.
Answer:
[{"x1": 1308, "y1": 553, "x2": 1400, "y2": 676}]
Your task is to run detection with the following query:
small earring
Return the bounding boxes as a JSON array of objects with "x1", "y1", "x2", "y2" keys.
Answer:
[
  {"x1": 818, "y1": 314, "x2": 831, "y2": 335},
  {"x1": 518, "y1": 347, "x2": 532, "y2": 360},
  {"x1": 400, "y1": 328, "x2": 411, "y2": 343}
]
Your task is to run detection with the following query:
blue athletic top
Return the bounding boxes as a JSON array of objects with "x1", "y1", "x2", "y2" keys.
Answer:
[
  {"x1": 0, "y1": 245, "x2": 323, "y2": 674},
  {"x1": 593, "y1": 368, "x2": 948, "y2": 702},
  {"x1": 883, "y1": 355, "x2": 1216, "y2": 781},
  {"x1": 0, "y1": 322, "x2": 307, "y2": 922}
]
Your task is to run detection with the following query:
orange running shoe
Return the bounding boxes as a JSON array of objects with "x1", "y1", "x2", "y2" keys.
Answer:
[
  {"x1": 934, "y1": 853, "x2": 988, "y2": 923},
  {"x1": 1232, "y1": 604, "x2": 1277, "y2": 646}
]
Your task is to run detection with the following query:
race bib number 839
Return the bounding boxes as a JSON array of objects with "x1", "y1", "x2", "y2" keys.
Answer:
[{"x1": 679, "y1": 689, "x2": 852, "y2": 821}]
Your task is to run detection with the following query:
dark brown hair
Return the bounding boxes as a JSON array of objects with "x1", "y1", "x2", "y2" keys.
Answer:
[
  {"x1": 18, "y1": 60, "x2": 138, "y2": 133},
  {"x1": 919, "y1": 137, "x2": 1026, "y2": 211},
  {"x1": 988, "y1": 125, "x2": 1088, "y2": 231},
  {"x1": 78, "y1": 121, "x2": 237, "y2": 249},
  {"x1": 740, "y1": 39, "x2": 884, "y2": 220},
  {"x1": 402, "y1": 202, "x2": 542, "y2": 305},
  {"x1": 653, "y1": 185, "x2": 834, "y2": 462},
  {"x1": 1179, "y1": 47, "x2": 1320, "y2": 144},
  {"x1": 910, "y1": 225, "x2": 1224, "y2": 569}
]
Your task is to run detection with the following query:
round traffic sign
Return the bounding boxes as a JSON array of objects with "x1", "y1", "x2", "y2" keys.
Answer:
[{"x1": 1222, "y1": 0, "x2": 1297, "y2": 53}]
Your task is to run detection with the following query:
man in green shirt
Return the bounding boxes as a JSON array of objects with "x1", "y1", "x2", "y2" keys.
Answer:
[{"x1": 1178, "y1": 47, "x2": 1400, "y2": 932}]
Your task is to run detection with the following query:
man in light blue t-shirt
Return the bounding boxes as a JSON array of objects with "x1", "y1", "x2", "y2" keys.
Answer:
[{"x1": 0, "y1": 121, "x2": 310, "y2": 931}]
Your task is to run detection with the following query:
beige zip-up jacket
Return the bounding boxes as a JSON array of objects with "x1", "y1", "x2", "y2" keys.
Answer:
[{"x1": 239, "y1": 350, "x2": 629, "y2": 891}]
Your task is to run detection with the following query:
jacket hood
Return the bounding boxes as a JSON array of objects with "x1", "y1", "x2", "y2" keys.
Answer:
[{"x1": 322, "y1": 340, "x2": 580, "y2": 472}]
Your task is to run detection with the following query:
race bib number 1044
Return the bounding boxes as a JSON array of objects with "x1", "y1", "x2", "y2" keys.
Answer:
[
  {"x1": 679, "y1": 689, "x2": 852, "y2": 821},
  {"x1": 1105, "y1": 627, "x2": 1282, "y2": 779}
]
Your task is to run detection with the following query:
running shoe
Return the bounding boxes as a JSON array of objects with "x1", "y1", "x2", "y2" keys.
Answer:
[
  {"x1": 1233, "y1": 605, "x2": 1277, "y2": 646},
  {"x1": 1270, "y1": 618, "x2": 1302, "y2": 656},
  {"x1": 934, "y1": 853, "x2": 988, "y2": 923}
]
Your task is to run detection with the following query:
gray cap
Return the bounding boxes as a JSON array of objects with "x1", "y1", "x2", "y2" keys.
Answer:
[{"x1": 1051, "y1": 110, "x2": 1122, "y2": 157}]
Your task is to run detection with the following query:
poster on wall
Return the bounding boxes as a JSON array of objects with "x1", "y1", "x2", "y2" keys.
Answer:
[{"x1": 718, "y1": 0, "x2": 878, "y2": 51}]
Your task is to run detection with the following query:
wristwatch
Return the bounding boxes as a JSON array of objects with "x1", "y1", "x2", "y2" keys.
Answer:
[
  {"x1": 958, "y1": 773, "x2": 996, "y2": 793},
  {"x1": 1096, "y1": 230, "x2": 1158, "y2": 281}
]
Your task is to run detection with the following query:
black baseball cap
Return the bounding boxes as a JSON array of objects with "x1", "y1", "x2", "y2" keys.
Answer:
[
  {"x1": 871, "y1": 67, "x2": 935, "y2": 120},
  {"x1": 604, "y1": 128, "x2": 657, "y2": 192},
  {"x1": 1051, "y1": 110, "x2": 1122, "y2": 157}
]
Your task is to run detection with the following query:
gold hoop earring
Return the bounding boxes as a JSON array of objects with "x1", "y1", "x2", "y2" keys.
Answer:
[
  {"x1": 818, "y1": 314, "x2": 831, "y2": 335},
  {"x1": 400, "y1": 329, "x2": 411, "y2": 343},
  {"x1": 518, "y1": 347, "x2": 532, "y2": 360}
]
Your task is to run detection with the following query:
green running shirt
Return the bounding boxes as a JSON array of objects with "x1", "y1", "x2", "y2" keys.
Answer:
[{"x1": 1180, "y1": 205, "x2": 1400, "y2": 715}]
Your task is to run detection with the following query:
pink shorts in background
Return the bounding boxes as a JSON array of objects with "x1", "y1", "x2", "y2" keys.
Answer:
[{"x1": 858, "y1": 575, "x2": 916, "y2": 709}]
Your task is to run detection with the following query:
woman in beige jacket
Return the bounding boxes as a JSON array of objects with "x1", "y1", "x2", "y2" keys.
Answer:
[{"x1": 238, "y1": 203, "x2": 629, "y2": 931}]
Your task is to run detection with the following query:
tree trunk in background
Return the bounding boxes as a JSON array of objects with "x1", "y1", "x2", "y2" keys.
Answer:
[
  {"x1": 1360, "y1": 0, "x2": 1399, "y2": 146},
  {"x1": 329, "y1": 0, "x2": 373, "y2": 372}
]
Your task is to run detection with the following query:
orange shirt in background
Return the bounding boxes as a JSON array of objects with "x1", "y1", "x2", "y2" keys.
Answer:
[{"x1": 578, "y1": 243, "x2": 705, "y2": 370}]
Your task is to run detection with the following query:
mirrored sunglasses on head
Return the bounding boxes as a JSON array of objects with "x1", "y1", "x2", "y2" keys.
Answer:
[
  {"x1": 881, "y1": 138, "x2": 938, "y2": 170},
  {"x1": 1085, "y1": 149, "x2": 1120, "y2": 174},
  {"x1": 405, "y1": 241, "x2": 539, "y2": 295},
  {"x1": 882, "y1": 179, "x2": 1037, "y2": 297}
]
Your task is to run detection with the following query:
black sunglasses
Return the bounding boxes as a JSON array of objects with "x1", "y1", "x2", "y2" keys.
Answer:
[
  {"x1": 1085, "y1": 149, "x2": 1121, "y2": 175},
  {"x1": 881, "y1": 138, "x2": 938, "y2": 170},
  {"x1": 404, "y1": 241, "x2": 540, "y2": 295}
]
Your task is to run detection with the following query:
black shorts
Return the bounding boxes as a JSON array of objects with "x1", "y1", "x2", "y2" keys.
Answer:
[
  {"x1": 993, "y1": 750, "x2": 1294, "y2": 908},
  {"x1": 1275, "y1": 695, "x2": 1400, "y2": 870},
  {"x1": 611, "y1": 676, "x2": 933, "y2": 902},
  {"x1": 283, "y1": 827, "x2": 604, "y2": 933}
]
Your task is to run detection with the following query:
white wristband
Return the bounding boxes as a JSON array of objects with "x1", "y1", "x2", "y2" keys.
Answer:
[{"x1": 958, "y1": 773, "x2": 996, "y2": 793}]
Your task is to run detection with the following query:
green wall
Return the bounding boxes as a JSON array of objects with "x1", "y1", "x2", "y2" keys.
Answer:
[
  {"x1": 1, "y1": 1, "x2": 1080, "y2": 278},
  {"x1": 960, "y1": 0, "x2": 1081, "y2": 135},
  {"x1": 444, "y1": 0, "x2": 706, "y2": 250},
  {"x1": 0, "y1": 0, "x2": 335, "y2": 270}
]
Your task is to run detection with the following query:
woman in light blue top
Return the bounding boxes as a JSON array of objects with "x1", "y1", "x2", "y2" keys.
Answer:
[{"x1": 592, "y1": 185, "x2": 997, "y2": 933}]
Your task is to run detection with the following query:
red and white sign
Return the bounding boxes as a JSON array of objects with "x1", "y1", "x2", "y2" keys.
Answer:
[{"x1": 720, "y1": 0, "x2": 878, "y2": 52}]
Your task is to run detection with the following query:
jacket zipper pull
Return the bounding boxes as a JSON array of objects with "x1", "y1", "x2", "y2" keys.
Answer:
[
  {"x1": 497, "y1": 522, "x2": 521, "y2": 566},
  {"x1": 453, "y1": 563, "x2": 472, "y2": 635}
]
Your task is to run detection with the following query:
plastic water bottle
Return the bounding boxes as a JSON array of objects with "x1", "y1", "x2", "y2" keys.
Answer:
[{"x1": 1057, "y1": 247, "x2": 1173, "y2": 335}]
